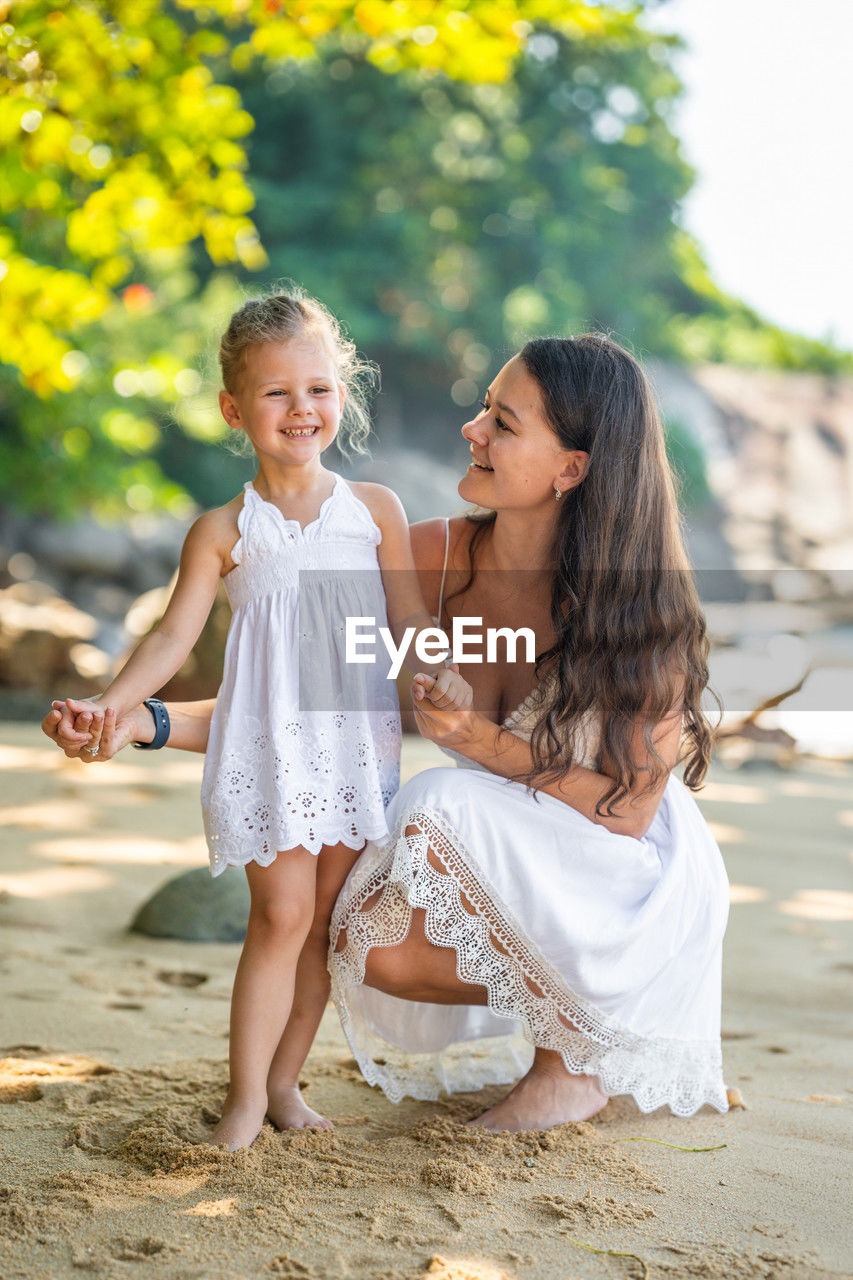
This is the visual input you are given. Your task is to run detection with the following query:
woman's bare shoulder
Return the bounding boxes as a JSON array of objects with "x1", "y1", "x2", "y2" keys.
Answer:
[{"x1": 410, "y1": 515, "x2": 473, "y2": 570}]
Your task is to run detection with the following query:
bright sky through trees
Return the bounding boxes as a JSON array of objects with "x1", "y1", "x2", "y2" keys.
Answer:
[{"x1": 651, "y1": 0, "x2": 853, "y2": 351}]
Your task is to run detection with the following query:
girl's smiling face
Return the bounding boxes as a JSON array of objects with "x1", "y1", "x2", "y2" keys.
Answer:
[
  {"x1": 219, "y1": 338, "x2": 345, "y2": 463},
  {"x1": 458, "y1": 355, "x2": 588, "y2": 511}
]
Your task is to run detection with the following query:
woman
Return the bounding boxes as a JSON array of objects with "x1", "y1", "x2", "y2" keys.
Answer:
[{"x1": 44, "y1": 335, "x2": 729, "y2": 1130}]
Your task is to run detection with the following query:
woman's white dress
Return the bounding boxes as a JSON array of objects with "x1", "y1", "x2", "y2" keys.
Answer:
[
  {"x1": 201, "y1": 477, "x2": 401, "y2": 875},
  {"x1": 329, "y1": 685, "x2": 730, "y2": 1117}
]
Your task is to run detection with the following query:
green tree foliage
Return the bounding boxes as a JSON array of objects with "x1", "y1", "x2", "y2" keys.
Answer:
[
  {"x1": 0, "y1": 1, "x2": 848, "y2": 516},
  {"x1": 1, "y1": 1, "x2": 262, "y2": 395},
  {"x1": 0, "y1": 255, "x2": 251, "y2": 519},
  {"x1": 0, "y1": 0, "x2": 631, "y2": 394},
  {"x1": 233, "y1": 36, "x2": 850, "y2": 456},
  {"x1": 1, "y1": 0, "x2": 664, "y2": 514},
  {"x1": 237, "y1": 32, "x2": 694, "y2": 427}
]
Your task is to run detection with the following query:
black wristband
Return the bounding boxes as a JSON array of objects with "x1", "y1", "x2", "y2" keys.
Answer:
[{"x1": 132, "y1": 698, "x2": 170, "y2": 750}]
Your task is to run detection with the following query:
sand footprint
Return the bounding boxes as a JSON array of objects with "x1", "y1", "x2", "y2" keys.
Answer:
[
  {"x1": 65, "y1": 1120, "x2": 107, "y2": 1152},
  {"x1": 269, "y1": 1258, "x2": 312, "y2": 1278},
  {"x1": 156, "y1": 969, "x2": 209, "y2": 988},
  {"x1": 112, "y1": 1236, "x2": 169, "y2": 1262}
]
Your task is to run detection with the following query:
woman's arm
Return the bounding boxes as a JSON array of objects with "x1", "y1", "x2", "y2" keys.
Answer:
[
  {"x1": 42, "y1": 698, "x2": 216, "y2": 759},
  {"x1": 411, "y1": 698, "x2": 682, "y2": 841},
  {"x1": 133, "y1": 699, "x2": 215, "y2": 753}
]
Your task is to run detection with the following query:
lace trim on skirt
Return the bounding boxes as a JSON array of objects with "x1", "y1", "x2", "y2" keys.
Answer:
[{"x1": 329, "y1": 806, "x2": 728, "y2": 1118}]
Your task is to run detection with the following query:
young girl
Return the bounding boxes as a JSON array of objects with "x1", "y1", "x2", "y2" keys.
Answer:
[{"x1": 59, "y1": 290, "x2": 468, "y2": 1150}]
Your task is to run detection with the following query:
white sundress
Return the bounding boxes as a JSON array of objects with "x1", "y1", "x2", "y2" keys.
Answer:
[
  {"x1": 201, "y1": 476, "x2": 401, "y2": 876},
  {"x1": 329, "y1": 683, "x2": 731, "y2": 1118}
]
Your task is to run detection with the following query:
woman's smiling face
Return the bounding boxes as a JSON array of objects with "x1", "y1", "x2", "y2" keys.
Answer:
[{"x1": 458, "y1": 354, "x2": 586, "y2": 512}]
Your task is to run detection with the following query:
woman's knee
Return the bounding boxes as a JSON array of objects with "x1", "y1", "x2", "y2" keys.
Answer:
[
  {"x1": 388, "y1": 767, "x2": 469, "y2": 828},
  {"x1": 359, "y1": 909, "x2": 430, "y2": 996},
  {"x1": 362, "y1": 941, "x2": 423, "y2": 997}
]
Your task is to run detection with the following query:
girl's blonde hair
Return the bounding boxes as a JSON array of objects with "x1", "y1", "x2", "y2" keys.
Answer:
[{"x1": 218, "y1": 285, "x2": 378, "y2": 454}]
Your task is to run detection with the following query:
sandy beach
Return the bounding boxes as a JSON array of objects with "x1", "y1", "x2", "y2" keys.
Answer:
[{"x1": 0, "y1": 724, "x2": 850, "y2": 1280}]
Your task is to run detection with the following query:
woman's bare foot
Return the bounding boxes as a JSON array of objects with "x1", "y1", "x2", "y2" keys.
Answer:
[
  {"x1": 266, "y1": 1083, "x2": 333, "y2": 1131},
  {"x1": 207, "y1": 1095, "x2": 268, "y2": 1151},
  {"x1": 467, "y1": 1052, "x2": 608, "y2": 1132}
]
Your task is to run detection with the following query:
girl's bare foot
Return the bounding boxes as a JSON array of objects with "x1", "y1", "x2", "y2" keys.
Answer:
[
  {"x1": 207, "y1": 1095, "x2": 268, "y2": 1151},
  {"x1": 266, "y1": 1083, "x2": 333, "y2": 1131},
  {"x1": 467, "y1": 1055, "x2": 608, "y2": 1132}
]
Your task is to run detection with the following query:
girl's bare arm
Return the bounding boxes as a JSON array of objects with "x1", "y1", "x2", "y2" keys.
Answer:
[
  {"x1": 351, "y1": 483, "x2": 469, "y2": 706},
  {"x1": 67, "y1": 508, "x2": 231, "y2": 719}
]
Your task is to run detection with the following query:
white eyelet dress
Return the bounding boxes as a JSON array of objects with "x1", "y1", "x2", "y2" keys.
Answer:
[
  {"x1": 329, "y1": 680, "x2": 731, "y2": 1118},
  {"x1": 201, "y1": 477, "x2": 401, "y2": 876}
]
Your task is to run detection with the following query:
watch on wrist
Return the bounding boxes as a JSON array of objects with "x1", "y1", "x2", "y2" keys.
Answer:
[{"x1": 132, "y1": 698, "x2": 170, "y2": 750}]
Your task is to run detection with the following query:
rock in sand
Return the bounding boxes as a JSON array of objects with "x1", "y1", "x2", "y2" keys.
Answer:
[{"x1": 130, "y1": 867, "x2": 249, "y2": 942}]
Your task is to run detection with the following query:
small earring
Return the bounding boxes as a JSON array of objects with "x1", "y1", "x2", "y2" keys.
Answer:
[{"x1": 554, "y1": 486, "x2": 563, "y2": 501}]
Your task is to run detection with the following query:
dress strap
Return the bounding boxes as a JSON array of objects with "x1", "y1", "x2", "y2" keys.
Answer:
[{"x1": 436, "y1": 517, "x2": 450, "y2": 626}]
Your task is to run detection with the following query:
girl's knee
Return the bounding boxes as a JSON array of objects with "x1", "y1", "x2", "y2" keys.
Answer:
[{"x1": 249, "y1": 894, "x2": 312, "y2": 941}]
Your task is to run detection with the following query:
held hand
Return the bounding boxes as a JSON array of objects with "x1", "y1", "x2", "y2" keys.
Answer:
[
  {"x1": 411, "y1": 666, "x2": 478, "y2": 750},
  {"x1": 53, "y1": 697, "x2": 105, "y2": 752},
  {"x1": 69, "y1": 703, "x2": 112, "y2": 747},
  {"x1": 412, "y1": 663, "x2": 473, "y2": 712},
  {"x1": 41, "y1": 698, "x2": 100, "y2": 756},
  {"x1": 41, "y1": 700, "x2": 140, "y2": 762},
  {"x1": 66, "y1": 698, "x2": 104, "y2": 724}
]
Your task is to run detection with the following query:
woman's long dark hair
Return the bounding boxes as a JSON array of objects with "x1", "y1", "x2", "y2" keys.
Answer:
[{"x1": 456, "y1": 334, "x2": 719, "y2": 818}]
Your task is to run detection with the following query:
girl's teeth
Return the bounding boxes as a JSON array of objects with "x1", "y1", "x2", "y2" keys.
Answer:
[{"x1": 283, "y1": 428, "x2": 316, "y2": 436}]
